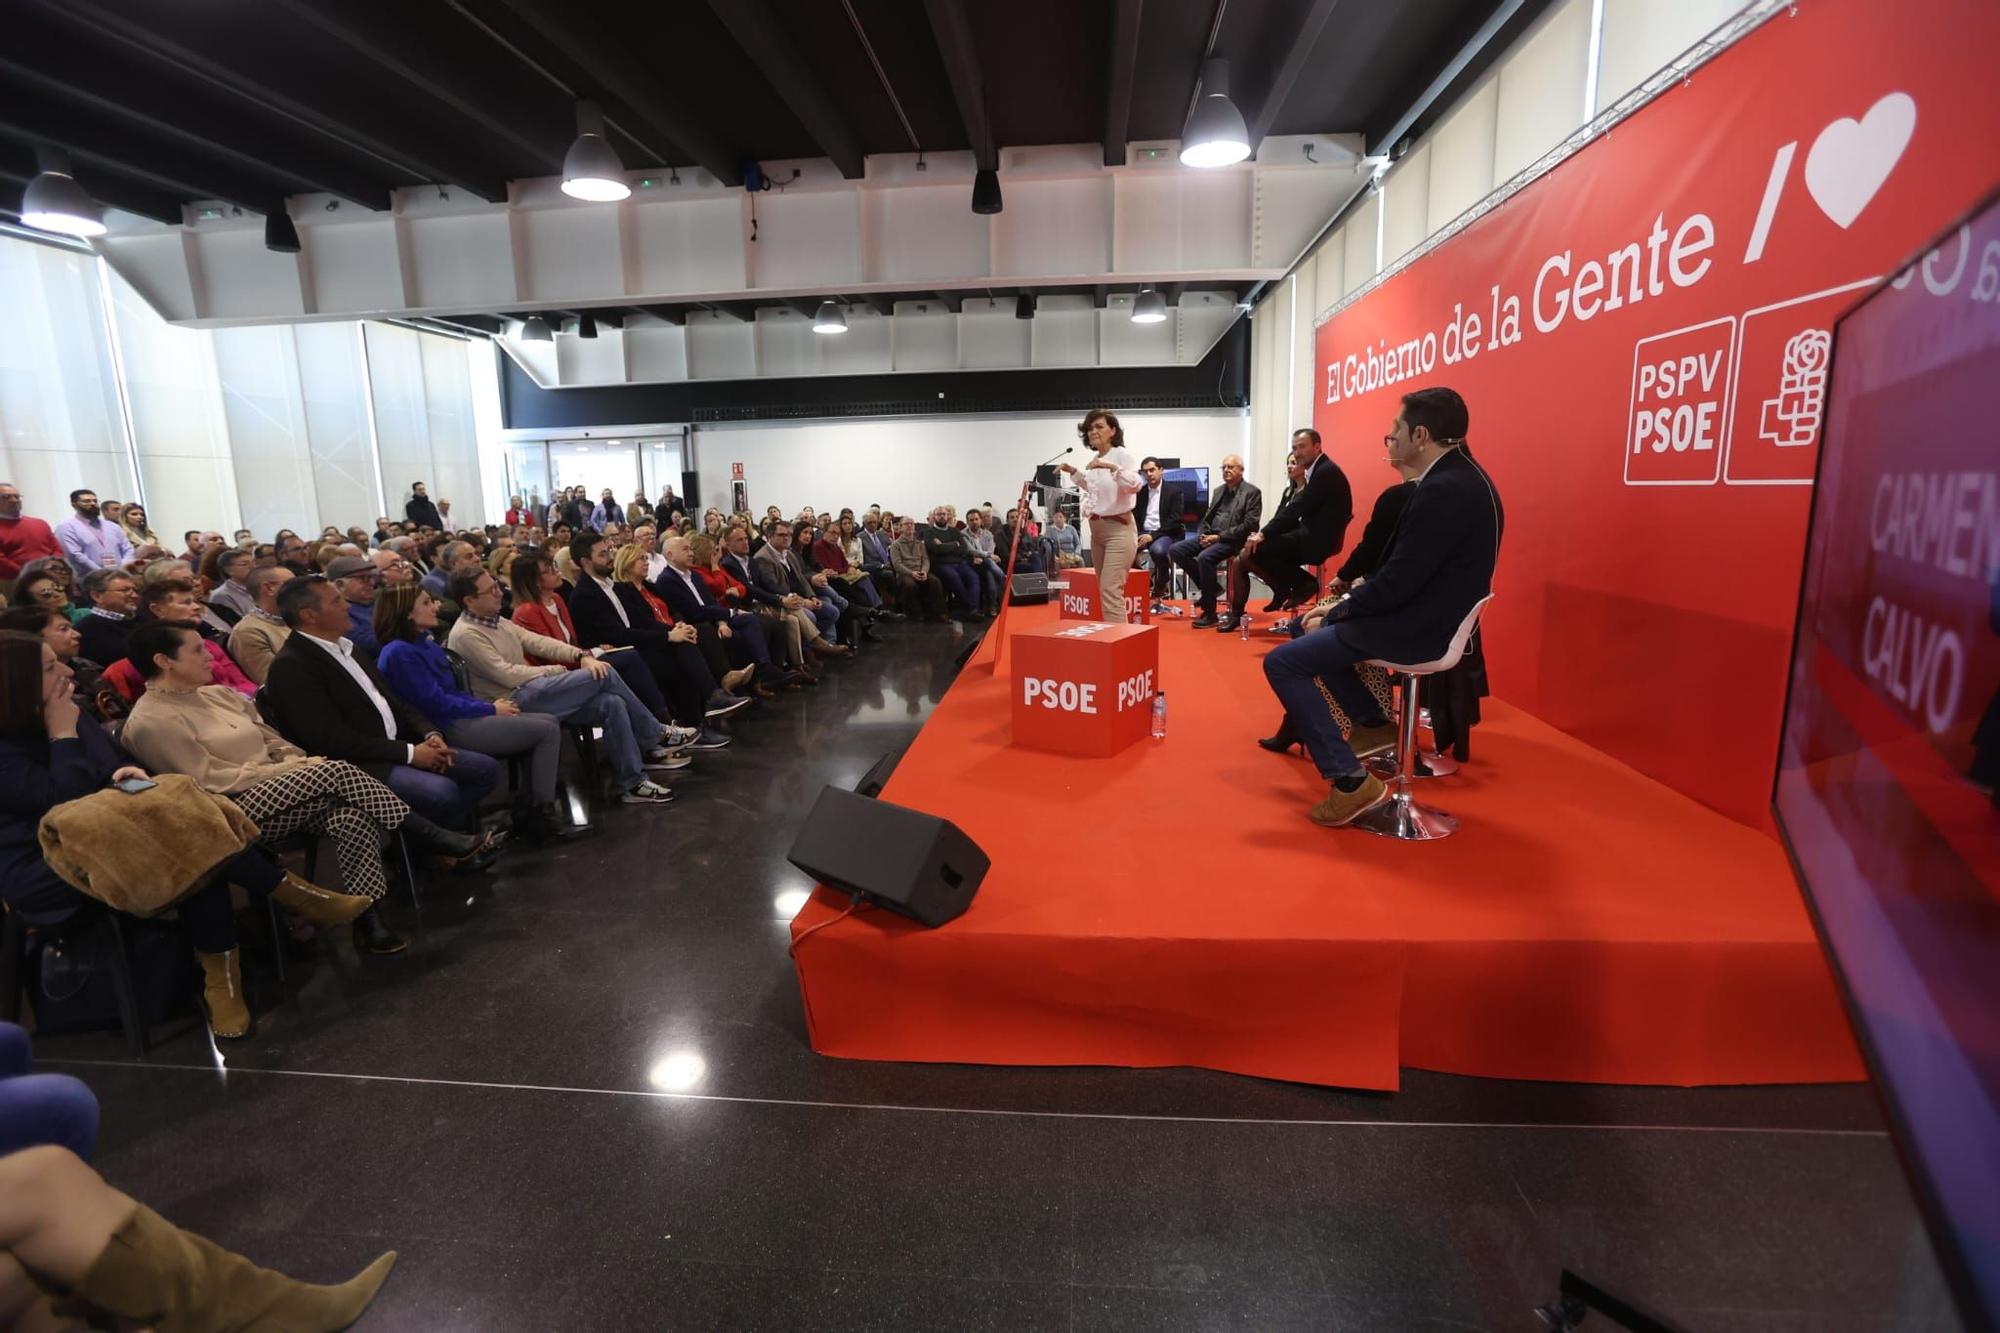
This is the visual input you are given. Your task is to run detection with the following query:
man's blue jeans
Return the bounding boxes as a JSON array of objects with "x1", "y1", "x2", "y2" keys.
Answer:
[
  {"x1": 515, "y1": 666, "x2": 665, "y2": 791},
  {"x1": 387, "y1": 749, "x2": 500, "y2": 829},
  {"x1": 1261, "y1": 622, "x2": 1389, "y2": 782}
]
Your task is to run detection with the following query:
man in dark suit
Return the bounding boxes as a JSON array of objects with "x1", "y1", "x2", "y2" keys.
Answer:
[
  {"x1": 1262, "y1": 388, "x2": 1502, "y2": 828},
  {"x1": 263, "y1": 575, "x2": 502, "y2": 835},
  {"x1": 1133, "y1": 458, "x2": 1193, "y2": 602},
  {"x1": 1244, "y1": 427, "x2": 1353, "y2": 612},
  {"x1": 566, "y1": 531, "x2": 746, "y2": 740},
  {"x1": 653, "y1": 534, "x2": 800, "y2": 690}
]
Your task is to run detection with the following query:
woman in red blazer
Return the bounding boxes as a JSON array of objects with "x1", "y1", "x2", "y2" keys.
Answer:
[{"x1": 506, "y1": 551, "x2": 672, "y2": 717}]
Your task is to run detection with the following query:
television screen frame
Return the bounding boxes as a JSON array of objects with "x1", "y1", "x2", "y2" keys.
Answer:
[{"x1": 1772, "y1": 180, "x2": 2000, "y2": 1333}]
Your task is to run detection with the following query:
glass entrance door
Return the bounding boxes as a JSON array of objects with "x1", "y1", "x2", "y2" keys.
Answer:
[{"x1": 503, "y1": 432, "x2": 685, "y2": 526}]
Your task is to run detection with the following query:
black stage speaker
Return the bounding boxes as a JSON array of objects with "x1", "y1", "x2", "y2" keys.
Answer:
[
  {"x1": 680, "y1": 470, "x2": 700, "y2": 511},
  {"x1": 786, "y1": 786, "x2": 988, "y2": 927},
  {"x1": 854, "y1": 748, "x2": 904, "y2": 798},
  {"x1": 1010, "y1": 571, "x2": 1049, "y2": 604}
]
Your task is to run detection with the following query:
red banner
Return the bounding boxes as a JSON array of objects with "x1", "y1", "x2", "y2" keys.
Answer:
[{"x1": 1313, "y1": 0, "x2": 2000, "y2": 826}]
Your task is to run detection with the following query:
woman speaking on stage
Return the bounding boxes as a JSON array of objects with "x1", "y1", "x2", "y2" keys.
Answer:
[{"x1": 1060, "y1": 410, "x2": 1143, "y2": 623}]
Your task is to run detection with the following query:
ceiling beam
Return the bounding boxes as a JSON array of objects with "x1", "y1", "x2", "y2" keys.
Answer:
[
  {"x1": 0, "y1": 19, "x2": 395, "y2": 210},
  {"x1": 1162, "y1": 283, "x2": 1185, "y2": 307},
  {"x1": 1092, "y1": 285, "x2": 1111, "y2": 309},
  {"x1": 783, "y1": 298, "x2": 821, "y2": 320},
  {"x1": 483, "y1": 0, "x2": 743, "y2": 186},
  {"x1": 31, "y1": 0, "x2": 511, "y2": 201},
  {"x1": 432, "y1": 314, "x2": 505, "y2": 336},
  {"x1": 703, "y1": 0, "x2": 865, "y2": 179},
  {"x1": 1367, "y1": 0, "x2": 1531, "y2": 156},
  {"x1": 1244, "y1": 0, "x2": 1343, "y2": 154},
  {"x1": 270, "y1": 0, "x2": 564, "y2": 174},
  {"x1": 928, "y1": 291, "x2": 965, "y2": 313},
  {"x1": 0, "y1": 110, "x2": 273, "y2": 213},
  {"x1": 0, "y1": 149, "x2": 182, "y2": 225},
  {"x1": 635, "y1": 305, "x2": 685, "y2": 326},
  {"x1": 921, "y1": 0, "x2": 997, "y2": 172},
  {"x1": 1102, "y1": 0, "x2": 1144, "y2": 166}
]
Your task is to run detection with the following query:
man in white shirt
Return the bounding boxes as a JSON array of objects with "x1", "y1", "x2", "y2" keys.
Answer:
[
  {"x1": 634, "y1": 524, "x2": 669, "y2": 583},
  {"x1": 1058, "y1": 410, "x2": 1144, "y2": 623}
]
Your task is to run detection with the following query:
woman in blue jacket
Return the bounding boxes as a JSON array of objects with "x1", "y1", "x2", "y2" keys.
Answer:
[{"x1": 373, "y1": 585, "x2": 575, "y2": 845}]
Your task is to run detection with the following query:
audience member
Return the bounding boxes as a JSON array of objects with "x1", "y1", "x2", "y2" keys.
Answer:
[
  {"x1": 405, "y1": 481, "x2": 443, "y2": 532},
  {"x1": 0, "y1": 483, "x2": 63, "y2": 583},
  {"x1": 615, "y1": 544, "x2": 760, "y2": 698},
  {"x1": 226, "y1": 564, "x2": 294, "y2": 684},
  {"x1": 962, "y1": 511, "x2": 1006, "y2": 615},
  {"x1": 262, "y1": 576, "x2": 505, "y2": 842},
  {"x1": 919, "y1": 507, "x2": 982, "y2": 618},
  {"x1": 117, "y1": 503, "x2": 159, "y2": 551},
  {"x1": 509, "y1": 551, "x2": 677, "y2": 714},
  {"x1": 9, "y1": 561, "x2": 81, "y2": 623},
  {"x1": 568, "y1": 531, "x2": 747, "y2": 737},
  {"x1": 202, "y1": 544, "x2": 256, "y2": 622},
  {"x1": 889, "y1": 516, "x2": 947, "y2": 621},
  {"x1": 5, "y1": 629, "x2": 372, "y2": 1031},
  {"x1": 325, "y1": 554, "x2": 383, "y2": 661},
  {"x1": 1046, "y1": 506, "x2": 1083, "y2": 567},
  {"x1": 102, "y1": 580, "x2": 257, "y2": 703},
  {"x1": 697, "y1": 531, "x2": 814, "y2": 679},
  {"x1": 373, "y1": 583, "x2": 597, "y2": 838},
  {"x1": 55, "y1": 489, "x2": 133, "y2": 583},
  {"x1": 75, "y1": 568, "x2": 140, "y2": 665},
  {"x1": 756, "y1": 521, "x2": 855, "y2": 645},
  {"x1": 655, "y1": 534, "x2": 799, "y2": 690},
  {"x1": 448, "y1": 571, "x2": 690, "y2": 802}
]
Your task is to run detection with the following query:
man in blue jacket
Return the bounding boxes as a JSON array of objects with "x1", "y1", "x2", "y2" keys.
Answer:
[{"x1": 1261, "y1": 387, "x2": 1503, "y2": 828}]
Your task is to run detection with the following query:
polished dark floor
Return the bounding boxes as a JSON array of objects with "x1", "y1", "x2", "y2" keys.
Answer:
[{"x1": 33, "y1": 621, "x2": 1956, "y2": 1331}]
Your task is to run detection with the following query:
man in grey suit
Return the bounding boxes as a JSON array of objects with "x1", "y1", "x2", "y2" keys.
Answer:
[
  {"x1": 1171, "y1": 454, "x2": 1263, "y2": 627},
  {"x1": 751, "y1": 521, "x2": 846, "y2": 646}
]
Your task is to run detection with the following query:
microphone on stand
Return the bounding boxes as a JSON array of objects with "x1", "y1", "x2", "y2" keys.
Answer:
[{"x1": 1034, "y1": 446, "x2": 1073, "y2": 490}]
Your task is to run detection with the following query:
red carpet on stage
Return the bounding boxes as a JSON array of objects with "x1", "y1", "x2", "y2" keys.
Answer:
[{"x1": 790, "y1": 604, "x2": 1864, "y2": 1091}]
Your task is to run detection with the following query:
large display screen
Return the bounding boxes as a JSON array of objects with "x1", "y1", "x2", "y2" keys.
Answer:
[{"x1": 1775, "y1": 189, "x2": 2000, "y2": 1331}]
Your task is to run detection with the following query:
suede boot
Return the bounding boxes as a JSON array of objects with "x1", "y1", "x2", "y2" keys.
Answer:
[
  {"x1": 196, "y1": 950, "x2": 250, "y2": 1040},
  {"x1": 66, "y1": 1202, "x2": 396, "y2": 1333},
  {"x1": 270, "y1": 873, "x2": 372, "y2": 928}
]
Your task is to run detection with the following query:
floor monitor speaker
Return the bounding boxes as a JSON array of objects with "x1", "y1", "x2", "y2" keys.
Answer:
[{"x1": 786, "y1": 787, "x2": 988, "y2": 928}]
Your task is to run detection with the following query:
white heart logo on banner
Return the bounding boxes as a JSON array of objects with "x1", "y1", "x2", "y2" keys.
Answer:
[{"x1": 1803, "y1": 92, "x2": 1916, "y2": 229}]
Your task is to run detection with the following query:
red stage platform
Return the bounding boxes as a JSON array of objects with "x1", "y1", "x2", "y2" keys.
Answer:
[{"x1": 789, "y1": 604, "x2": 1864, "y2": 1090}]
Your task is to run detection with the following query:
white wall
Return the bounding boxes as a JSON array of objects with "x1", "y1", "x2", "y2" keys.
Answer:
[{"x1": 688, "y1": 410, "x2": 1252, "y2": 520}]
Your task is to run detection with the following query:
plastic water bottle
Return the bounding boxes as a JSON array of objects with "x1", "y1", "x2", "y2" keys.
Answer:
[
  {"x1": 1151, "y1": 692, "x2": 1167, "y2": 739},
  {"x1": 1238, "y1": 615, "x2": 1252, "y2": 640}
]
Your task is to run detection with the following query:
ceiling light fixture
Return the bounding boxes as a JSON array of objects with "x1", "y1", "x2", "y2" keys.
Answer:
[
  {"x1": 1131, "y1": 289, "x2": 1168, "y2": 324},
  {"x1": 813, "y1": 301, "x2": 848, "y2": 334},
  {"x1": 561, "y1": 102, "x2": 631, "y2": 202},
  {"x1": 521, "y1": 315, "x2": 554, "y2": 342},
  {"x1": 970, "y1": 167, "x2": 1002, "y2": 215},
  {"x1": 1180, "y1": 58, "x2": 1252, "y2": 168},
  {"x1": 264, "y1": 207, "x2": 301, "y2": 254},
  {"x1": 578, "y1": 313, "x2": 598, "y2": 339},
  {"x1": 21, "y1": 148, "x2": 106, "y2": 238}
]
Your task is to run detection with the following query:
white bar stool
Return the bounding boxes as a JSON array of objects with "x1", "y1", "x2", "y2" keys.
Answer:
[{"x1": 1352, "y1": 595, "x2": 1493, "y2": 841}]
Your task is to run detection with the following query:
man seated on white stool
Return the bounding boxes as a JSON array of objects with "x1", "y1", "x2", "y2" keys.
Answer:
[{"x1": 1260, "y1": 387, "x2": 1503, "y2": 828}]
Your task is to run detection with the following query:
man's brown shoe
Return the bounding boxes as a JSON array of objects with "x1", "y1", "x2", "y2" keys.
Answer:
[
  {"x1": 1309, "y1": 775, "x2": 1389, "y2": 827},
  {"x1": 1346, "y1": 721, "x2": 1400, "y2": 760}
]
